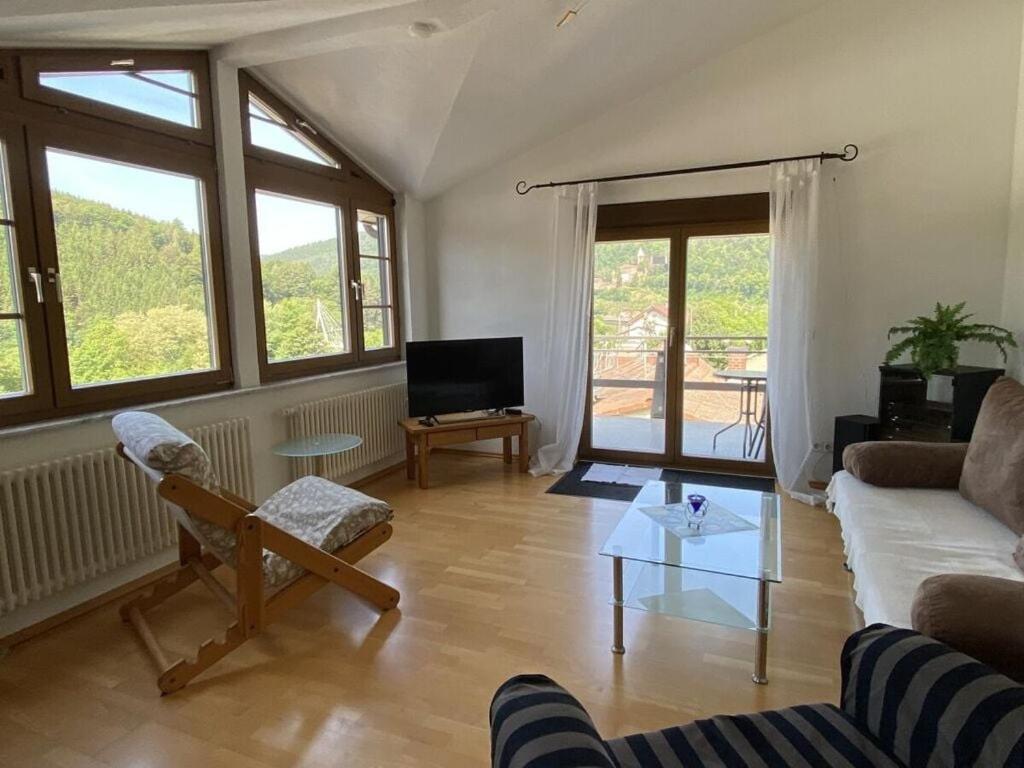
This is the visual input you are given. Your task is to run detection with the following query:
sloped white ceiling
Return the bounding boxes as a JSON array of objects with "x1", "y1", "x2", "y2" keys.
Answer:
[{"x1": 0, "y1": 0, "x2": 826, "y2": 197}]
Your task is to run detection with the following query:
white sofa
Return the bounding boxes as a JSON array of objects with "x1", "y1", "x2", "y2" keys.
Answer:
[{"x1": 827, "y1": 470, "x2": 1024, "y2": 627}]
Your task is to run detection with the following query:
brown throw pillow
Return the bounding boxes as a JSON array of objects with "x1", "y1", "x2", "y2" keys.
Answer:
[
  {"x1": 959, "y1": 377, "x2": 1024, "y2": 534},
  {"x1": 912, "y1": 574, "x2": 1024, "y2": 683},
  {"x1": 842, "y1": 441, "x2": 968, "y2": 488}
]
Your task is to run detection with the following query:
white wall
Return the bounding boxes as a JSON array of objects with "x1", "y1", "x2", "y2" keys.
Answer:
[
  {"x1": 1004, "y1": 4, "x2": 1024, "y2": 382},
  {"x1": 426, "y1": 0, "x2": 1024, "y2": 466}
]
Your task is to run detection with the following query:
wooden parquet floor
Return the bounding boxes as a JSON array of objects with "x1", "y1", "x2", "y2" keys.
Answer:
[{"x1": 0, "y1": 453, "x2": 860, "y2": 767}]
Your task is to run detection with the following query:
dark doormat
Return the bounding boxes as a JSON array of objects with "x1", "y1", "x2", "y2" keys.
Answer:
[{"x1": 546, "y1": 461, "x2": 775, "y2": 502}]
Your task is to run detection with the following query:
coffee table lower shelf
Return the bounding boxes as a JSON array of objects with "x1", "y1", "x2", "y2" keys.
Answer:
[{"x1": 610, "y1": 557, "x2": 773, "y2": 685}]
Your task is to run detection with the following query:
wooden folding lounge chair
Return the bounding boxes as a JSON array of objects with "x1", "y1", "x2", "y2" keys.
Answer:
[{"x1": 111, "y1": 411, "x2": 399, "y2": 695}]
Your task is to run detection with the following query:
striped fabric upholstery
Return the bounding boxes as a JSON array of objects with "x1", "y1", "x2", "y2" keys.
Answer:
[
  {"x1": 490, "y1": 626, "x2": 1024, "y2": 768},
  {"x1": 490, "y1": 675, "x2": 616, "y2": 768},
  {"x1": 605, "y1": 704, "x2": 902, "y2": 767},
  {"x1": 841, "y1": 623, "x2": 1024, "y2": 768}
]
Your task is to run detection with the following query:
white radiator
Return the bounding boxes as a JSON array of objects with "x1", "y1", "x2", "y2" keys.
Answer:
[
  {"x1": 283, "y1": 383, "x2": 407, "y2": 481},
  {"x1": 0, "y1": 418, "x2": 253, "y2": 618}
]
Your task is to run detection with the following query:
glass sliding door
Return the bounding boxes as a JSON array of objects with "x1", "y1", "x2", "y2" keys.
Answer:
[
  {"x1": 581, "y1": 197, "x2": 772, "y2": 475},
  {"x1": 679, "y1": 229, "x2": 771, "y2": 466},
  {"x1": 586, "y1": 233, "x2": 675, "y2": 459}
]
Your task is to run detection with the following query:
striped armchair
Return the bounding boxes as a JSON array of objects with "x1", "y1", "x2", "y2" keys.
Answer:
[{"x1": 490, "y1": 625, "x2": 1024, "y2": 768}]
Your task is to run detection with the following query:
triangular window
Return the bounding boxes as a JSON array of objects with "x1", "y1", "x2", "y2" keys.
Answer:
[{"x1": 248, "y1": 96, "x2": 337, "y2": 168}]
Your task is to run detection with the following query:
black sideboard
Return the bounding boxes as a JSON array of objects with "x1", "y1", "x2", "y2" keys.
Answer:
[{"x1": 832, "y1": 364, "x2": 1003, "y2": 473}]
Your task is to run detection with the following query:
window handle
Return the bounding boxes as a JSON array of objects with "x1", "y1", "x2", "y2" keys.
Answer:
[
  {"x1": 27, "y1": 267, "x2": 44, "y2": 303},
  {"x1": 46, "y1": 267, "x2": 63, "y2": 304},
  {"x1": 351, "y1": 280, "x2": 363, "y2": 302}
]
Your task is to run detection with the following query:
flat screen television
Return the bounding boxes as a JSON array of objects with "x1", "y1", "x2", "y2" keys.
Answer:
[{"x1": 406, "y1": 337, "x2": 524, "y2": 417}]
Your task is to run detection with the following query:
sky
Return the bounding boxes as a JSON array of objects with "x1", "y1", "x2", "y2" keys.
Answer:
[
  {"x1": 254, "y1": 190, "x2": 341, "y2": 255},
  {"x1": 41, "y1": 71, "x2": 334, "y2": 253}
]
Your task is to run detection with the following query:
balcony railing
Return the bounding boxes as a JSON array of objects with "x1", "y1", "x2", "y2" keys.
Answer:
[{"x1": 593, "y1": 333, "x2": 770, "y2": 393}]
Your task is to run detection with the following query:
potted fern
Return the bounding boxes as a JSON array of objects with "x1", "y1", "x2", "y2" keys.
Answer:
[{"x1": 885, "y1": 302, "x2": 1017, "y2": 397}]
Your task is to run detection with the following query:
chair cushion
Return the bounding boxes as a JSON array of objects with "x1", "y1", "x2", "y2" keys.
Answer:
[
  {"x1": 959, "y1": 377, "x2": 1024, "y2": 534},
  {"x1": 605, "y1": 704, "x2": 903, "y2": 768},
  {"x1": 112, "y1": 411, "x2": 218, "y2": 489},
  {"x1": 254, "y1": 476, "x2": 393, "y2": 587}
]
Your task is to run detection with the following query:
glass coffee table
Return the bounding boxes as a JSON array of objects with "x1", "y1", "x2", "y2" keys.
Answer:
[{"x1": 600, "y1": 480, "x2": 782, "y2": 684}]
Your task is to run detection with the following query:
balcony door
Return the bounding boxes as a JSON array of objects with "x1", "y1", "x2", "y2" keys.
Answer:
[{"x1": 581, "y1": 195, "x2": 773, "y2": 476}]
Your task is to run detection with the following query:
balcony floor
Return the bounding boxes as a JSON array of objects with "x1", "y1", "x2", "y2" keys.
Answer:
[{"x1": 590, "y1": 415, "x2": 766, "y2": 462}]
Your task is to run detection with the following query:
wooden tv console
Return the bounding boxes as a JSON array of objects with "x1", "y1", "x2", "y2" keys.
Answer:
[{"x1": 399, "y1": 413, "x2": 535, "y2": 489}]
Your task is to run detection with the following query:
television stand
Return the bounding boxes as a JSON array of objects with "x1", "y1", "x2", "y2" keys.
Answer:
[{"x1": 399, "y1": 412, "x2": 535, "y2": 489}]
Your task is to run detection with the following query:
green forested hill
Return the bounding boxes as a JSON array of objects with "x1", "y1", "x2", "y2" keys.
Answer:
[
  {"x1": 1, "y1": 192, "x2": 216, "y2": 394},
  {"x1": 0, "y1": 194, "x2": 389, "y2": 397}
]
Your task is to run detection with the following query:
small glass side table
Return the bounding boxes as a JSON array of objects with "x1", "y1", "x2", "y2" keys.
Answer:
[{"x1": 272, "y1": 433, "x2": 363, "y2": 477}]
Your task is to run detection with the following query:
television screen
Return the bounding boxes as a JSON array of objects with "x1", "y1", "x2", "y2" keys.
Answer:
[{"x1": 406, "y1": 338, "x2": 524, "y2": 417}]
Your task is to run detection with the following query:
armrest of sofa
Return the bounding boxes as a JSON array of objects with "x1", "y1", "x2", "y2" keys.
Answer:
[
  {"x1": 912, "y1": 574, "x2": 1024, "y2": 683},
  {"x1": 490, "y1": 674, "x2": 616, "y2": 768},
  {"x1": 840, "y1": 624, "x2": 1024, "y2": 768},
  {"x1": 842, "y1": 441, "x2": 968, "y2": 488}
]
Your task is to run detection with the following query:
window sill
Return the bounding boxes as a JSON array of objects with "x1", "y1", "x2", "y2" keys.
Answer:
[{"x1": 0, "y1": 360, "x2": 405, "y2": 440}]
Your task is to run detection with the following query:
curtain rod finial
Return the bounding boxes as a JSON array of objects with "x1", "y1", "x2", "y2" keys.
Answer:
[
  {"x1": 515, "y1": 180, "x2": 530, "y2": 195},
  {"x1": 841, "y1": 144, "x2": 859, "y2": 161}
]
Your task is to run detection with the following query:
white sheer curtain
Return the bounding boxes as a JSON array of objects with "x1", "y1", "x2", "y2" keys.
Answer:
[
  {"x1": 530, "y1": 182, "x2": 598, "y2": 476},
  {"x1": 767, "y1": 159, "x2": 821, "y2": 491}
]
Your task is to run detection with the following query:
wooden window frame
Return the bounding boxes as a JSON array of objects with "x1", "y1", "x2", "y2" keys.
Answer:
[
  {"x1": 241, "y1": 71, "x2": 400, "y2": 383},
  {"x1": 19, "y1": 49, "x2": 214, "y2": 145},
  {"x1": 581, "y1": 194, "x2": 776, "y2": 478},
  {"x1": 0, "y1": 115, "x2": 53, "y2": 421},
  {"x1": 351, "y1": 201, "x2": 401, "y2": 364},
  {"x1": 246, "y1": 163, "x2": 359, "y2": 381},
  {"x1": 0, "y1": 49, "x2": 233, "y2": 428}
]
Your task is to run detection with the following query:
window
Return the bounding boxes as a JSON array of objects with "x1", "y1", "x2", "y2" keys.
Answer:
[
  {"x1": 248, "y1": 96, "x2": 336, "y2": 168},
  {"x1": 0, "y1": 139, "x2": 30, "y2": 399},
  {"x1": 254, "y1": 190, "x2": 350, "y2": 362},
  {"x1": 20, "y1": 51, "x2": 211, "y2": 143},
  {"x1": 241, "y1": 72, "x2": 400, "y2": 381},
  {"x1": 45, "y1": 148, "x2": 219, "y2": 388},
  {"x1": 38, "y1": 69, "x2": 199, "y2": 128},
  {"x1": 355, "y1": 208, "x2": 396, "y2": 351},
  {"x1": 0, "y1": 51, "x2": 231, "y2": 427}
]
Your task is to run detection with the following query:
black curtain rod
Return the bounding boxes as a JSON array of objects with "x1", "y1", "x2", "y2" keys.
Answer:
[{"x1": 514, "y1": 144, "x2": 859, "y2": 195}]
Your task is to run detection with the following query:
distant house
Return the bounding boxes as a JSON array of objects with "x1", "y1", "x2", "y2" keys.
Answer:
[{"x1": 620, "y1": 304, "x2": 669, "y2": 339}]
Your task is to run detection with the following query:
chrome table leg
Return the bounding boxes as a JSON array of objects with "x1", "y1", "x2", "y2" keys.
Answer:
[
  {"x1": 753, "y1": 578, "x2": 771, "y2": 684},
  {"x1": 612, "y1": 556, "x2": 625, "y2": 654}
]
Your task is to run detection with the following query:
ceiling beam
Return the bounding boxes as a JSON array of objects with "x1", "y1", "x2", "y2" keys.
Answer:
[{"x1": 214, "y1": 0, "x2": 500, "y2": 68}]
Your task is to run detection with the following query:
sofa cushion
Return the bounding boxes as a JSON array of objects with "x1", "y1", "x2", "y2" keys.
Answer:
[
  {"x1": 959, "y1": 376, "x2": 1024, "y2": 534},
  {"x1": 912, "y1": 574, "x2": 1024, "y2": 683},
  {"x1": 605, "y1": 704, "x2": 903, "y2": 768},
  {"x1": 843, "y1": 441, "x2": 967, "y2": 488}
]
